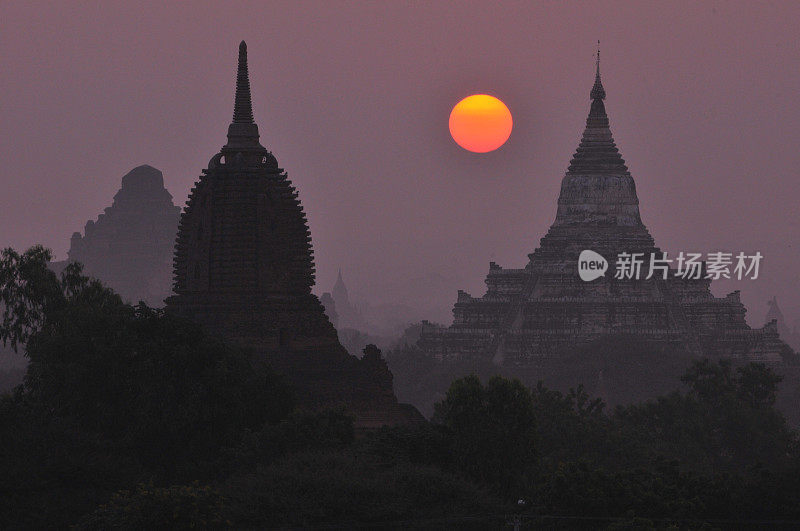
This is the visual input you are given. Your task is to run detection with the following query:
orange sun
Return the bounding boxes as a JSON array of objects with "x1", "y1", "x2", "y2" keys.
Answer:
[{"x1": 449, "y1": 94, "x2": 513, "y2": 153}]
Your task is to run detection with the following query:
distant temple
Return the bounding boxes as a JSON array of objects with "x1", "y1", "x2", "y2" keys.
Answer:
[
  {"x1": 319, "y1": 292, "x2": 338, "y2": 327},
  {"x1": 766, "y1": 297, "x2": 799, "y2": 351},
  {"x1": 418, "y1": 52, "x2": 792, "y2": 366},
  {"x1": 332, "y1": 270, "x2": 352, "y2": 318},
  {"x1": 166, "y1": 42, "x2": 419, "y2": 427},
  {"x1": 330, "y1": 269, "x2": 368, "y2": 330},
  {"x1": 58, "y1": 165, "x2": 180, "y2": 305}
]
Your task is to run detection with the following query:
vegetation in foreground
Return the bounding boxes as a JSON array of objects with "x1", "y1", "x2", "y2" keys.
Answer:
[{"x1": 2, "y1": 246, "x2": 800, "y2": 529}]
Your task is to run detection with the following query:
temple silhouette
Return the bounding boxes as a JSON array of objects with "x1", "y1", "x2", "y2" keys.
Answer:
[
  {"x1": 53, "y1": 165, "x2": 180, "y2": 306},
  {"x1": 166, "y1": 42, "x2": 419, "y2": 428},
  {"x1": 418, "y1": 51, "x2": 792, "y2": 367}
]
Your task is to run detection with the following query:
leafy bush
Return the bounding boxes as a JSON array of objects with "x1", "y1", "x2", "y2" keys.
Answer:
[{"x1": 433, "y1": 374, "x2": 538, "y2": 493}]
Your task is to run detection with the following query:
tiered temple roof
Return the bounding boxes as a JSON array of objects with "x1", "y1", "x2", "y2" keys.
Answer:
[{"x1": 418, "y1": 50, "x2": 791, "y2": 369}]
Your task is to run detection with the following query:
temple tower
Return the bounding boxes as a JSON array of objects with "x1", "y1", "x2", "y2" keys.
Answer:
[
  {"x1": 419, "y1": 48, "x2": 791, "y2": 369},
  {"x1": 332, "y1": 269, "x2": 350, "y2": 311},
  {"x1": 168, "y1": 42, "x2": 338, "y2": 353},
  {"x1": 62, "y1": 165, "x2": 180, "y2": 306},
  {"x1": 330, "y1": 269, "x2": 366, "y2": 330},
  {"x1": 167, "y1": 42, "x2": 420, "y2": 426},
  {"x1": 553, "y1": 46, "x2": 642, "y2": 228}
]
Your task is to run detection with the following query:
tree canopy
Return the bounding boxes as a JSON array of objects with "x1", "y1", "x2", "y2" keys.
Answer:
[{"x1": 2, "y1": 245, "x2": 800, "y2": 528}]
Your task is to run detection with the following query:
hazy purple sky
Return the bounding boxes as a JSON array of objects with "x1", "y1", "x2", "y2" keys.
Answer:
[{"x1": 2, "y1": 1, "x2": 799, "y2": 325}]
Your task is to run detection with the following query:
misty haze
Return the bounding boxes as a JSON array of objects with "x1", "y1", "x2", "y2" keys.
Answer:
[{"x1": 2, "y1": 2, "x2": 800, "y2": 528}]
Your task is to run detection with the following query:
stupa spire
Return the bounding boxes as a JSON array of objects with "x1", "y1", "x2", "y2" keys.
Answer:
[
  {"x1": 553, "y1": 46, "x2": 640, "y2": 227},
  {"x1": 233, "y1": 41, "x2": 254, "y2": 123},
  {"x1": 225, "y1": 41, "x2": 262, "y2": 150},
  {"x1": 590, "y1": 40, "x2": 606, "y2": 101},
  {"x1": 332, "y1": 268, "x2": 350, "y2": 305},
  {"x1": 564, "y1": 44, "x2": 628, "y2": 177}
]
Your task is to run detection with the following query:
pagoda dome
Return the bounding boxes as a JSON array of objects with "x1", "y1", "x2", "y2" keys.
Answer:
[{"x1": 171, "y1": 42, "x2": 315, "y2": 297}]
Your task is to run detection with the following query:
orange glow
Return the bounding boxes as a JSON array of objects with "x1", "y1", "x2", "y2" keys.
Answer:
[{"x1": 449, "y1": 94, "x2": 512, "y2": 153}]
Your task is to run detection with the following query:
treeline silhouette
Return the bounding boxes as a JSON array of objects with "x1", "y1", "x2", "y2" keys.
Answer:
[{"x1": 2, "y1": 246, "x2": 800, "y2": 529}]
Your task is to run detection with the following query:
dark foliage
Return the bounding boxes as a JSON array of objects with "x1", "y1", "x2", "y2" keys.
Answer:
[
  {"x1": 0, "y1": 247, "x2": 293, "y2": 527},
  {"x1": 3, "y1": 246, "x2": 800, "y2": 528},
  {"x1": 433, "y1": 375, "x2": 538, "y2": 494}
]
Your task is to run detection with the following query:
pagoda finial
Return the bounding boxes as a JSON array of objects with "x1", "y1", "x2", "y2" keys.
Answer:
[
  {"x1": 225, "y1": 41, "x2": 262, "y2": 150},
  {"x1": 233, "y1": 41, "x2": 255, "y2": 124},
  {"x1": 596, "y1": 40, "x2": 600, "y2": 75},
  {"x1": 590, "y1": 40, "x2": 606, "y2": 101}
]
